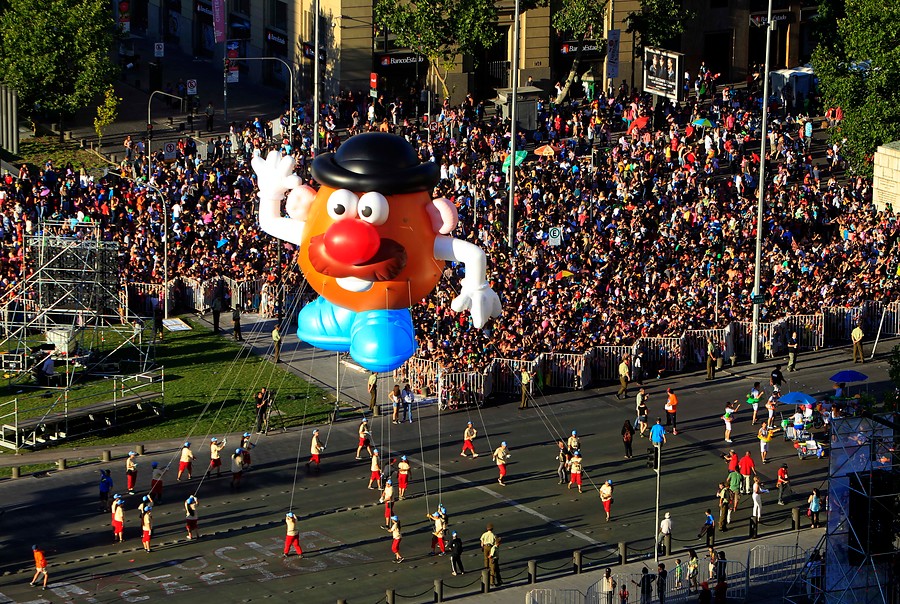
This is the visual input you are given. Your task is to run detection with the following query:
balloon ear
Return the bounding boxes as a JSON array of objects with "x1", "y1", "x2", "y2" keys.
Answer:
[
  {"x1": 427, "y1": 197, "x2": 459, "y2": 235},
  {"x1": 286, "y1": 185, "x2": 317, "y2": 221}
]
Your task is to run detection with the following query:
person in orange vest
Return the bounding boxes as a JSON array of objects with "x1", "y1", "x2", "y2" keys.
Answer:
[
  {"x1": 30, "y1": 545, "x2": 49, "y2": 590},
  {"x1": 665, "y1": 388, "x2": 679, "y2": 435}
]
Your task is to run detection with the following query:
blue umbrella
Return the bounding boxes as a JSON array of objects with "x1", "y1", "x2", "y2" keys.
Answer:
[
  {"x1": 779, "y1": 391, "x2": 817, "y2": 406},
  {"x1": 829, "y1": 370, "x2": 868, "y2": 383}
]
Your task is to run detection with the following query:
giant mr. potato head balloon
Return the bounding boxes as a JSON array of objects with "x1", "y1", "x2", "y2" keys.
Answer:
[{"x1": 253, "y1": 132, "x2": 502, "y2": 372}]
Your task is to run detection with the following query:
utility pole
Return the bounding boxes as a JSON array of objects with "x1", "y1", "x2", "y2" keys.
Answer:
[
  {"x1": 506, "y1": 0, "x2": 520, "y2": 251},
  {"x1": 313, "y1": 0, "x2": 321, "y2": 154}
]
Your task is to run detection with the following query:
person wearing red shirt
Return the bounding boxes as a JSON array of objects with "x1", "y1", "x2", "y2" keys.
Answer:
[
  {"x1": 738, "y1": 452, "x2": 756, "y2": 494},
  {"x1": 665, "y1": 388, "x2": 679, "y2": 434},
  {"x1": 776, "y1": 464, "x2": 790, "y2": 505}
]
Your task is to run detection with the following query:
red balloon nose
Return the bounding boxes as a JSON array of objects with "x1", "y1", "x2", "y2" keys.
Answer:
[{"x1": 324, "y1": 220, "x2": 381, "y2": 265}]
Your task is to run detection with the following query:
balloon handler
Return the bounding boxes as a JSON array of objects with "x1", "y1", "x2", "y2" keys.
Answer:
[{"x1": 253, "y1": 133, "x2": 501, "y2": 372}]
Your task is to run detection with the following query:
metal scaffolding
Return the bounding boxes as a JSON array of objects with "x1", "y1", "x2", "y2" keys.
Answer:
[{"x1": 0, "y1": 220, "x2": 156, "y2": 386}]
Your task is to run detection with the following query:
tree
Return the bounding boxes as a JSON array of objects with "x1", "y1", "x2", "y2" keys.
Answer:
[
  {"x1": 552, "y1": 0, "x2": 609, "y2": 104},
  {"x1": 624, "y1": 0, "x2": 693, "y2": 76},
  {"x1": 0, "y1": 0, "x2": 120, "y2": 121},
  {"x1": 373, "y1": 0, "x2": 499, "y2": 100},
  {"x1": 94, "y1": 85, "x2": 120, "y2": 148},
  {"x1": 812, "y1": 0, "x2": 900, "y2": 176}
]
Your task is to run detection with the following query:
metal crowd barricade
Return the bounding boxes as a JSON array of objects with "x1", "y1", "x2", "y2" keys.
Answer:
[
  {"x1": 541, "y1": 352, "x2": 590, "y2": 390},
  {"x1": 637, "y1": 337, "x2": 685, "y2": 376},
  {"x1": 881, "y1": 301, "x2": 900, "y2": 336},
  {"x1": 589, "y1": 346, "x2": 631, "y2": 382},
  {"x1": 824, "y1": 306, "x2": 863, "y2": 343},
  {"x1": 491, "y1": 358, "x2": 538, "y2": 395},
  {"x1": 777, "y1": 314, "x2": 824, "y2": 350},
  {"x1": 392, "y1": 356, "x2": 441, "y2": 399},
  {"x1": 527, "y1": 589, "x2": 584, "y2": 604},
  {"x1": 747, "y1": 544, "x2": 811, "y2": 586},
  {"x1": 683, "y1": 328, "x2": 727, "y2": 366},
  {"x1": 126, "y1": 283, "x2": 167, "y2": 315},
  {"x1": 177, "y1": 277, "x2": 202, "y2": 311},
  {"x1": 438, "y1": 371, "x2": 487, "y2": 409}
]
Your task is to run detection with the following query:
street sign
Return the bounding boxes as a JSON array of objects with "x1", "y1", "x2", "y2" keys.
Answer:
[
  {"x1": 751, "y1": 294, "x2": 766, "y2": 305},
  {"x1": 549, "y1": 227, "x2": 562, "y2": 246},
  {"x1": 154, "y1": 43, "x2": 164, "y2": 58},
  {"x1": 163, "y1": 142, "x2": 177, "y2": 161},
  {"x1": 370, "y1": 89, "x2": 378, "y2": 99},
  {"x1": 186, "y1": 79, "x2": 198, "y2": 95}
]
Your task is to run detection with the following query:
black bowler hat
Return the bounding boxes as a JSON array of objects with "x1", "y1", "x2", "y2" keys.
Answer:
[{"x1": 311, "y1": 132, "x2": 439, "y2": 195}]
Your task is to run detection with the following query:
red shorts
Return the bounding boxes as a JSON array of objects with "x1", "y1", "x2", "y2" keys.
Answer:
[
  {"x1": 602, "y1": 499, "x2": 612, "y2": 513},
  {"x1": 186, "y1": 519, "x2": 198, "y2": 530},
  {"x1": 233, "y1": 471, "x2": 243, "y2": 480},
  {"x1": 179, "y1": 461, "x2": 192, "y2": 474},
  {"x1": 384, "y1": 502, "x2": 393, "y2": 518},
  {"x1": 370, "y1": 470, "x2": 380, "y2": 481},
  {"x1": 112, "y1": 520, "x2": 123, "y2": 534},
  {"x1": 310, "y1": 454, "x2": 320, "y2": 464},
  {"x1": 359, "y1": 437, "x2": 369, "y2": 448},
  {"x1": 498, "y1": 464, "x2": 507, "y2": 477},
  {"x1": 392, "y1": 538, "x2": 401, "y2": 554},
  {"x1": 571, "y1": 473, "x2": 582, "y2": 486},
  {"x1": 242, "y1": 452, "x2": 251, "y2": 465},
  {"x1": 431, "y1": 536, "x2": 445, "y2": 551},
  {"x1": 462, "y1": 440, "x2": 475, "y2": 452},
  {"x1": 150, "y1": 479, "x2": 163, "y2": 495},
  {"x1": 210, "y1": 458, "x2": 221, "y2": 468},
  {"x1": 142, "y1": 530, "x2": 151, "y2": 543},
  {"x1": 398, "y1": 474, "x2": 408, "y2": 489}
]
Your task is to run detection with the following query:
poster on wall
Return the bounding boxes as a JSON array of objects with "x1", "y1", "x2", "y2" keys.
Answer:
[
  {"x1": 606, "y1": 30, "x2": 620, "y2": 80},
  {"x1": 226, "y1": 40, "x2": 240, "y2": 83},
  {"x1": 643, "y1": 47, "x2": 684, "y2": 102}
]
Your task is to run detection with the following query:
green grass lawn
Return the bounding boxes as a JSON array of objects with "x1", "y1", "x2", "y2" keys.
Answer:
[
  {"x1": 0, "y1": 317, "x2": 334, "y2": 454},
  {"x1": 0, "y1": 136, "x2": 113, "y2": 176}
]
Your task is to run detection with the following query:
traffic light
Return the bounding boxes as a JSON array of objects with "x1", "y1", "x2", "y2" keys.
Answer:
[
  {"x1": 224, "y1": 58, "x2": 230, "y2": 75},
  {"x1": 147, "y1": 123, "x2": 153, "y2": 140},
  {"x1": 646, "y1": 446, "x2": 658, "y2": 470}
]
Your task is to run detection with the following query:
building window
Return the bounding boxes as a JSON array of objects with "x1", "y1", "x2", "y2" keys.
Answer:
[
  {"x1": 233, "y1": 0, "x2": 251, "y2": 16},
  {"x1": 271, "y1": 0, "x2": 288, "y2": 26}
]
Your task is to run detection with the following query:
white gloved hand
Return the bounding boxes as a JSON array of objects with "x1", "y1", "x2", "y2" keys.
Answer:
[
  {"x1": 451, "y1": 281, "x2": 502, "y2": 328},
  {"x1": 251, "y1": 150, "x2": 301, "y2": 200}
]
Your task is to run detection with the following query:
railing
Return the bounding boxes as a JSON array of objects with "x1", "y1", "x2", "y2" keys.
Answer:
[
  {"x1": 438, "y1": 371, "x2": 488, "y2": 408},
  {"x1": 589, "y1": 346, "x2": 631, "y2": 382},
  {"x1": 490, "y1": 358, "x2": 539, "y2": 396},
  {"x1": 0, "y1": 398, "x2": 19, "y2": 451},
  {"x1": 541, "y1": 352, "x2": 589, "y2": 390},
  {"x1": 637, "y1": 336, "x2": 685, "y2": 375},
  {"x1": 585, "y1": 559, "x2": 748, "y2": 603},
  {"x1": 747, "y1": 544, "x2": 812, "y2": 586}
]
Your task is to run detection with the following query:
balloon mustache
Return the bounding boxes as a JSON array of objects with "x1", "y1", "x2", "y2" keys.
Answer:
[{"x1": 307, "y1": 234, "x2": 408, "y2": 281}]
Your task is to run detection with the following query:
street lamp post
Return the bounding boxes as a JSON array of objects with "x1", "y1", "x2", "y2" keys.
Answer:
[
  {"x1": 147, "y1": 90, "x2": 185, "y2": 178},
  {"x1": 654, "y1": 441, "x2": 661, "y2": 565},
  {"x1": 506, "y1": 0, "x2": 520, "y2": 251},
  {"x1": 750, "y1": 0, "x2": 775, "y2": 365},
  {"x1": 313, "y1": 0, "x2": 321, "y2": 154},
  {"x1": 227, "y1": 57, "x2": 296, "y2": 133}
]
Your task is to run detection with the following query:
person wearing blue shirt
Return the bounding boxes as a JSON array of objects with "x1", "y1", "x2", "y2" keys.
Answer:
[{"x1": 650, "y1": 418, "x2": 667, "y2": 445}]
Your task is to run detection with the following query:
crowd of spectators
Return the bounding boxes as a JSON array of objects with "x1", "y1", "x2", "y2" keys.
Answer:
[{"x1": 0, "y1": 77, "x2": 896, "y2": 372}]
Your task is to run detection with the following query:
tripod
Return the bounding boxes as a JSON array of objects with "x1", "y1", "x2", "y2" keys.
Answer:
[{"x1": 263, "y1": 398, "x2": 287, "y2": 434}]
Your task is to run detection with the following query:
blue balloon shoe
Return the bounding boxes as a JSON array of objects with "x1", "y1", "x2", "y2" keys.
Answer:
[
  {"x1": 349, "y1": 309, "x2": 417, "y2": 372},
  {"x1": 296, "y1": 297, "x2": 353, "y2": 351}
]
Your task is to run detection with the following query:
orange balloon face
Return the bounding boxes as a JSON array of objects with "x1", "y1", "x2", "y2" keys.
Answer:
[{"x1": 298, "y1": 185, "x2": 444, "y2": 312}]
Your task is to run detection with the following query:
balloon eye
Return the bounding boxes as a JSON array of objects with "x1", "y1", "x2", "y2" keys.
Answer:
[
  {"x1": 326, "y1": 190, "x2": 358, "y2": 221},
  {"x1": 358, "y1": 192, "x2": 389, "y2": 225}
]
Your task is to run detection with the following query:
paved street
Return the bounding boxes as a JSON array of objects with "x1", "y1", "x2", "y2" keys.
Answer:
[{"x1": 0, "y1": 321, "x2": 894, "y2": 603}]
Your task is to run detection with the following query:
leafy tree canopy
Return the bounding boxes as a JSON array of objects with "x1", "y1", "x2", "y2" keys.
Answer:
[
  {"x1": 624, "y1": 0, "x2": 693, "y2": 51},
  {"x1": 0, "y1": 0, "x2": 120, "y2": 119},
  {"x1": 374, "y1": 0, "x2": 499, "y2": 98},
  {"x1": 551, "y1": 0, "x2": 609, "y2": 103},
  {"x1": 812, "y1": 0, "x2": 900, "y2": 175}
]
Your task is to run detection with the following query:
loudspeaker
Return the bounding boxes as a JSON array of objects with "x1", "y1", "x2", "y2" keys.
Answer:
[{"x1": 847, "y1": 471, "x2": 899, "y2": 565}]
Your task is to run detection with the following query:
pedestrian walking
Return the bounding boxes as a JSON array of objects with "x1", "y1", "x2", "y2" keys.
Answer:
[
  {"x1": 807, "y1": 488, "x2": 822, "y2": 528},
  {"x1": 599, "y1": 479, "x2": 614, "y2": 521},
  {"x1": 356, "y1": 418, "x2": 373, "y2": 459},
  {"x1": 751, "y1": 476, "x2": 765, "y2": 521},
  {"x1": 397, "y1": 455, "x2": 410, "y2": 499},
  {"x1": 429, "y1": 510, "x2": 447, "y2": 555},
  {"x1": 367, "y1": 371, "x2": 379, "y2": 416},
  {"x1": 664, "y1": 388, "x2": 679, "y2": 434},
  {"x1": 111, "y1": 496, "x2": 125, "y2": 543},
  {"x1": 209, "y1": 437, "x2": 226, "y2": 477},
  {"x1": 184, "y1": 496, "x2": 199, "y2": 540},
  {"x1": 489, "y1": 537, "x2": 503, "y2": 586},
  {"x1": 492, "y1": 441, "x2": 511, "y2": 486},
  {"x1": 723, "y1": 401, "x2": 738, "y2": 443},
  {"x1": 98, "y1": 469, "x2": 113, "y2": 512},
  {"x1": 787, "y1": 331, "x2": 799, "y2": 371},
  {"x1": 698, "y1": 509, "x2": 715, "y2": 546},
  {"x1": 566, "y1": 430, "x2": 581, "y2": 454},
  {"x1": 758, "y1": 421, "x2": 772, "y2": 464},
  {"x1": 717, "y1": 483, "x2": 732, "y2": 532},
  {"x1": 140, "y1": 504, "x2": 153, "y2": 553},
  {"x1": 307, "y1": 429, "x2": 324, "y2": 473},
  {"x1": 449, "y1": 531, "x2": 465, "y2": 575},
  {"x1": 126, "y1": 450, "x2": 139, "y2": 494},
  {"x1": 232, "y1": 306, "x2": 243, "y2": 341},
  {"x1": 368, "y1": 449, "x2": 383, "y2": 490},
  {"x1": 29, "y1": 545, "x2": 49, "y2": 590},
  {"x1": 149, "y1": 462, "x2": 164, "y2": 503},
  {"x1": 765, "y1": 392, "x2": 778, "y2": 426},
  {"x1": 211, "y1": 296, "x2": 222, "y2": 334},
  {"x1": 519, "y1": 368, "x2": 531, "y2": 408},
  {"x1": 204, "y1": 101, "x2": 214, "y2": 131},
  {"x1": 283, "y1": 512, "x2": 303, "y2": 557},
  {"x1": 727, "y1": 468, "x2": 742, "y2": 517},
  {"x1": 177, "y1": 442, "x2": 194, "y2": 481},
  {"x1": 380, "y1": 480, "x2": 395, "y2": 527},
  {"x1": 657, "y1": 563, "x2": 668, "y2": 604},
  {"x1": 231, "y1": 448, "x2": 244, "y2": 488},
  {"x1": 635, "y1": 388, "x2": 648, "y2": 433},
  {"x1": 738, "y1": 451, "x2": 756, "y2": 494},
  {"x1": 271, "y1": 324, "x2": 282, "y2": 363},
  {"x1": 460, "y1": 421, "x2": 479, "y2": 457},
  {"x1": 616, "y1": 357, "x2": 630, "y2": 399},
  {"x1": 770, "y1": 364, "x2": 785, "y2": 393},
  {"x1": 777, "y1": 464, "x2": 791, "y2": 505},
  {"x1": 650, "y1": 417, "x2": 667, "y2": 445},
  {"x1": 567, "y1": 451, "x2": 584, "y2": 493},
  {"x1": 480, "y1": 524, "x2": 496, "y2": 569},
  {"x1": 688, "y1": 549, "x2": 700, "y2": 593},
  {"x1": 706, "y1": 337, "x2": 716, "y2": 380},
  {"x1": 748, "y1": 382, "x2": 762, "y2": 425},
  {"x1": 621, "y1": 420, "x2": 635, "y2": 459},
  {"x1": 851, "y1": 323, "x2": 865, "y2": 363},
  {"x1": 632, "y1": 567, "x2": 654, "y2": 604},
  {"x1": 633, "y1": 352, "x2": 644, "y2": 386},
  {"x1": 385, "y1": 515, "x2": 403, "y2": 562},
  {"x1": 390, "y1": 384, "x2": 402, "y2": 424},
  {"x1": 556, "y1": 440, "x2": 569, "y2": 484},
  {"x1": 240, "y1": 432, "x2": 254, "y2": 468}
]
